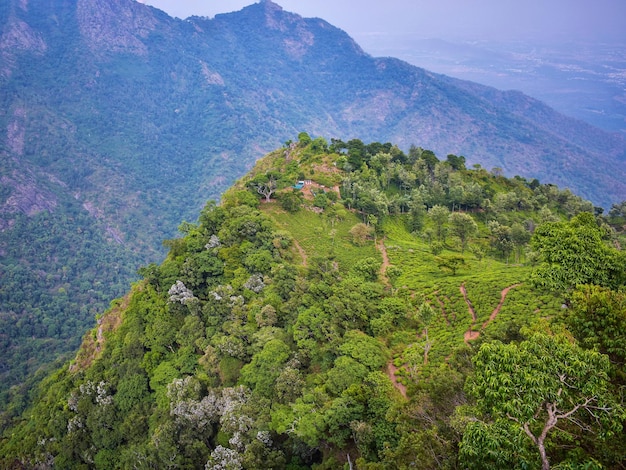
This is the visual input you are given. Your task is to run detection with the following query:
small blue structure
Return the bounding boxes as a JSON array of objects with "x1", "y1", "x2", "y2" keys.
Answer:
[{"x1": 293, "y1": 181, "x2": 305, "y2": 190}]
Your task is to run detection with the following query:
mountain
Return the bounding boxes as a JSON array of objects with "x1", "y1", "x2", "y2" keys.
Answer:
[
  {"x1": 1, "y1": 0, "x2": 625, "y2": 406},
  {"x1": 1, "y1": 136, "x2": 624, "y2": 468},
  {"x1": 356, "y1": 37, "x2": 626, "y2": 136}
]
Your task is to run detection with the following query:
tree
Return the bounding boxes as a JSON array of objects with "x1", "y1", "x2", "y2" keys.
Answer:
[
  {"x1": 435, "y1": 255, "x2": 466, "y2": 275},
  {"x1": 407, "y1": 189, "x2": 426, "y2": 231},
  {"x1": 419, "y1": 149, "x2": 439, "y2": 174},
  {"x1": 279, "y1": 190, "x2": 302, "y2": 213},
  {"x1": 448, "y1": 212, "x2": 477, "y2": 253},
  {"x1": 428, "y1": 205, "x2": 449, "y2": 242},
  {"x1": 462, "y1": 333, "x2": 623, "y2": 470},
  {"x1": 250, "y1": 173, "x2": 279, "y2": 202},
  {"x1": 488, "y1": 220, "x2": 514, "y2": 262},
  {"x1": 416, "y1": 302, "x2": 435, "y2": 364},
  {"x1": 349, "y1": 223, "x2": 374, "y2": 246},
  {"x1": 530, "y1": 212, "x2": 626, "y2": 291},
  {"x1": 351, "y1": 257, "x2": 381, "y2": 282},
  {"x1": 568, "y1": 285, "x2": 626, "y2": 366},
  {"x1": 297, "y1": 131, "x2": 312, "y2": 146},
  {"x1": 511, "y1": 222, "x2": 531, "y2": 263},
  {"x1": 385, "y1": 265, "x2": 402, "y2": 291},
  {"x1": 313, "y1": 192, "x2": 328, "y2": 209},
  {"x1": 446, "y1": 153, "x2": 466, "y2": 170},
  {"x1": 240, "y1": 339, "x2": 291, "y2": 397},
  {"x1": 338, "y1": 330, "x2": 389, "y2": 370}
]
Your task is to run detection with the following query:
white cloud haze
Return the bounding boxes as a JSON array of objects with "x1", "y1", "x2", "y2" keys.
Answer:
[{"x1": 143, "y1": 0, "x2": 626, "y2": 43}]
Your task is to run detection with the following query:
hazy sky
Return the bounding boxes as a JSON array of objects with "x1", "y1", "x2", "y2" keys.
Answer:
[{"x1": 142, "y1": 0, "x2": 626, "y2": 43}]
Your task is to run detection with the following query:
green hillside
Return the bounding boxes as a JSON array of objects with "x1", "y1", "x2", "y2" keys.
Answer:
[
  {"x1": 3, "y1": 0, "x2": 626, "y2": 410},
  {"x1": 2, "y1": 135, "x2": 625, "y2": 469}
]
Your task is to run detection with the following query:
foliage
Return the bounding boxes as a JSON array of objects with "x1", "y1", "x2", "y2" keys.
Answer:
[
  {"x1": 3, "y1": 0, "x2": 623, "y2": 417},
  {"x1": 463, "y1": 333, "x2": 623, "y2": 470},
  {"x1": 567, "y1": 285, "x2": 626, "y2": 367},
  {"x1": 2, "y1": 136, "x2": 624, "y2": 469},
  {"x1": 435, "y1": 254, "x2": 467, "y2": 275},
  {"x1": 530, "y1": 213, "x2": 626, "y2": 291},
  {"x1": 349, "y1": 223, "x2": 374, "y2": 246},
  {"x1": 449, "y1": 212, "x2": 478, "y2": 253}
]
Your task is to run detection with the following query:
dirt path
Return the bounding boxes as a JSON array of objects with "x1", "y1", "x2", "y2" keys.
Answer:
[
  {"x1": 481, "y1": 284, "x2": 521, "y2": 329},
  {"x1": 386, "y1": 362, "x2": 407, "y2": 398},
  {"x1": 462, "y1": 283, "x2": 521, "y2": 344},
  {"x1": 460, "y1": 283, "x2": 476, "y2": 322},
  {"x1": 292, "y1": 239, "x2": 308, "y2": 267},
  {"x1": 376, "y1": 237, "x2": 391, "y2": 286}
]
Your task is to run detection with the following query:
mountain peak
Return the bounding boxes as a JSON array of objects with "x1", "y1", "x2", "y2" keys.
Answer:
[
  {"x1": 238, "y1": 0, "x2": 296, "y2": 27},
  {"x1": 259, "y1": 0, "x2": 282, "y2": 9},
  {"x1": 214, "y1": 1, "x2": 365, "y2": 61},
  {"x1": 76, "y1": 0, "x2": 160, "y2": 54}
]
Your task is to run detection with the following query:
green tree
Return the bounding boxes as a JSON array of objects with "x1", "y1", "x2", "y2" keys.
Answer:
[
  {"x1": 293, "y1": 306, "x2": 338, "y2": 359},
  {"x1": 568, "y1": 285, "x2": 626, "y2": 367},
  {"x1": 488, "y1": 220, "x2": 514, "y2": 262},
  {"x1": 385, "y1": 265, "x2": 402, "y2": 291},
  {"x1": 407, "y1": 189, "x2": 426, "y2": 232},
  {"x1": 279, "y1": 190, "x2": 303, "y2": 213},
  {"x1": 313, "y1": 192, "x2": 328, "y2": 209},
  {"x1": 462, "y1": 333, "x2": 623, "y2": 470},
  {"x1": 251, "y1": 173, "x2": 278, "y2": 202},
  {"x1": 419, "y1": 149, "x2": 439, "y2": 174},
  {"x1": 339, "y1": 330, "x2": 389, "y2": 370},
  {"x1": 530, "y1": 212, "x2": 626, "y2": 291},
  {"x1": 446, "y1": 153, "x2": 466, "y2": 170},
  {"x1": 326, "y1": 356, "x2": 369, "y2": 395},
  {"x1": 351, "y1": 257, "x2": 381, "y2": 282},
  {"x1": 511, "y1": 222, "x2": 531, "y2": 263},
  {"x1": 435, "y1": 255, "x2": 466, "y2": 275},
  {"x1": 448, "y1": 212, "x2": 477, "y2": 253},
  {"x1": 415, "y1": 302, "x2": 435, "y2": 364},
  {"x1": 428, "y1": 205, "x2": 450, "y2": 242},
  {"x1": 240, "y1": 339, "x2": 291, "y2": 397},
  {"x1": 297, "y1": 131, "x2": 312, "y2": 146},
  {"x1": 349, "y1": 223, "x2": 374, "y2": 246}
]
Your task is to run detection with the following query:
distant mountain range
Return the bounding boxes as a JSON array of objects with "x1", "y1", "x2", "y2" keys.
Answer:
[
  {"x1": 357, "y1": 37, "x2": 626, "y2": 136},
  {"x1": 0, "y1": 0, "x2": 625, "y2": 404}
]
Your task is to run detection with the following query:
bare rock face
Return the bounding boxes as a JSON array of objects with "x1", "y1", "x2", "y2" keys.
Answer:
[
  {"x1": 0, "y1": 15, "x2": 47, "y2": 78},
  {"x1": 0, "y1": 160, "x2": 59, "y2": 230},
  {"x1": 76, "y1": 0, "x2": 158, "y2": 54},
  {"x1": 6, "y1": 107, "x2": 26, "y2": 156}
]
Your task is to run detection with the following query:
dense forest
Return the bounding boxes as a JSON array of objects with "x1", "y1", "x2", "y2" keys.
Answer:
[{"x1": 1, "y1": 134, "x2": 625, "y2": 469}]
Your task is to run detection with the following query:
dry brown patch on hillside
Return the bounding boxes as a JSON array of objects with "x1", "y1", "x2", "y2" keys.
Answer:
[{"x1": 69, "y1": 289, "x2": 133, "y2": 372}]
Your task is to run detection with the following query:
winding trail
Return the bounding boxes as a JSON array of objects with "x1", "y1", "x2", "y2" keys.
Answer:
[
  {"x1": 386, "y1": 362, "x2": 407, "y2": 398},
  {"x1": 462, "y1": 283, "x2": 521, "y2": 344},
  {"x1": 376, "y1": 237, "x2": 391, "y2": 287},
  {"x1": 460, "y1": 283, "x2": 476, "y2": 322},
  {"x1": 481, "y1": 284, "x2": 522, "y2": 329},
  {"x1": 292, "y1": 239, "x2": 308, "y2": 267}
]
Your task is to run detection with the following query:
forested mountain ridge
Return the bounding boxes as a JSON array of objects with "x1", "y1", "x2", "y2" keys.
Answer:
[
  {"x1": 1, "y1": 135, "x2": 625, "y2": 468},
  {"x1": 1, "y1": 0, "x2": 626, "y2": 413}
]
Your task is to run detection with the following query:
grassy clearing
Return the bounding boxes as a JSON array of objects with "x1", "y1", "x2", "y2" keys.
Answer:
[{"x1": 261, "y1": 202, "x2": 380, "y2": 272}]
